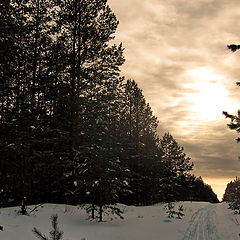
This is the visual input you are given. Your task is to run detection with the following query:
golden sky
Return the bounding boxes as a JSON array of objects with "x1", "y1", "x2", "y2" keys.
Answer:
[{"x1": 108, "y1": 0, "x2": 240, "y2": 199}]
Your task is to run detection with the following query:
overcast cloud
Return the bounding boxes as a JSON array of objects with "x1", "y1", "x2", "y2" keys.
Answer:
[{"x1": 108, "y1": 0, "x2": 240, "y2": 187}]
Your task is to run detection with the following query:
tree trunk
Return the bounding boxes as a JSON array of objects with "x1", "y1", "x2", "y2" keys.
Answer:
[
  {"x1": 91, "y1": 203, "x2": 95, "y2": 219},
  {"x1": 99, "y1": 204, "x2": 103, "y2": 222}
]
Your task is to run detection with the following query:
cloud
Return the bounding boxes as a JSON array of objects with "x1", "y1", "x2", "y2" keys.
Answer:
[{"x1": 108, "y1": 0, "x2": 240, "y2": 180}]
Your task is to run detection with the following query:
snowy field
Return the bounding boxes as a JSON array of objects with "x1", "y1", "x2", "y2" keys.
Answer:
[{"x1": 0, "y1": 202, "x2": 239, "y2": 240}]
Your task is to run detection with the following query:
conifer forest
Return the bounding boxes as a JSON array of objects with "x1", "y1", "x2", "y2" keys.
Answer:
[{"x1": 0, "y1": 0, "x2": 219, "y2": 221}]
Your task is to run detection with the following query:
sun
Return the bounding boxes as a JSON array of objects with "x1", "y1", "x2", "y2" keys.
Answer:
[{"x1": 184, "y1": 67, "x2": 237, "y2": 122}]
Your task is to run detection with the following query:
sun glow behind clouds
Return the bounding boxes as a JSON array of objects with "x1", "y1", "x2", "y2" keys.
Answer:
[{"x1": 184, "y1": 67, "x2": 237, "y2": 122}]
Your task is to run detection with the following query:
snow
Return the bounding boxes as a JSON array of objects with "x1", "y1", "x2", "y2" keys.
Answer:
[
  {"x1": 73, "y1": 181, "x2": 78, "y2": 187},
  {"x1": 0, "y1": 202, "x2": 239, "y2": 240}
]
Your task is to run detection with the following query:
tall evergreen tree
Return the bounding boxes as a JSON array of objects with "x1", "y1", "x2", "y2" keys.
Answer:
[
  {"x1": 223, "y1": 44, "x2": 240, "y2": 141},
  {"x1": 0, "y1": 0, "x2": 67, "y2": 205},
  {"x1": 51, "y1": 0, "x2": 128, "y2": 220},
  {"x1": 158, "y1": 133, "x2": 193, "y2": 201},
  {"x1": 118, "y1": 80, "x2": 160, "y2": 205}
]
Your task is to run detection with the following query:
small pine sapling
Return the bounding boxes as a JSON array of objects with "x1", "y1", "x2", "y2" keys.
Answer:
[
  {"x1": 84, "y1": 204, "x2": 124, "y2": 221},
  {"x1": 176, "y1": 205, "x2": 185, "y2": 219},
  {"x1": 103, "y1": 205, "x2": 124, "y2": 221},
  {"x1": 84, "y1": 204, "x2": 97, "y2": 220},
  {"x1": 21, "y1": 197, "x2": 27, "y2": 215},
  {"x1": 33, "y1": 215, "x2": 63, "y2": 240},
  {"x1": 19, "y1": 197, "x2": 28, "y2": 215},
  {"x1": 166, "y1": 202, "x2": 175, "y2": 218}
]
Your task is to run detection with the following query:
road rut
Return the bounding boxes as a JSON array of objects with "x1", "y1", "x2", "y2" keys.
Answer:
[{"x1": 182, "y1": 205, "x2": 219, "y2": 240}]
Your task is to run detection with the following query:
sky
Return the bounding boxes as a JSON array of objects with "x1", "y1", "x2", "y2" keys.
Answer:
[{"x1": 108, "y1": 0, "x2": 240, "y2": 200}]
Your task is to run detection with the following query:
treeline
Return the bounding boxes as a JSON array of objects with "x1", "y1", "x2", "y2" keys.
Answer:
[
  {"x1": 0, "y1": 0, "x2": 218, "y2": 219},
  {"x1": 223, "y1": 177, "x2": 240, "y2": 212},
  {"x1": 190, "y1": 176, "x2": 218, "y2": 203}
]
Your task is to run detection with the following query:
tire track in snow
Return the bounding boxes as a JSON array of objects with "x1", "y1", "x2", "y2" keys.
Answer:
[{"x1": 182, "y1": 205, "x2": 219, "y2": 240}]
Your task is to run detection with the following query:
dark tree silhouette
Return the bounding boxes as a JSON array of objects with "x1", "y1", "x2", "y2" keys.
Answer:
[
  {"x1": 0, "y1": 0, "x2": 218, "y2": 213},
  {"x1": 223, "y1": 44, "x2": 240, "y2": 141},
  {"x1": 223, "y1": 177, "x2": 240, "y2": 212},
  {"x1": 157, "y1": 133, "x2": 193, "y2": 202},
  {"x1": 228, "y1": 44, "x2": 240, "y2": 52}
]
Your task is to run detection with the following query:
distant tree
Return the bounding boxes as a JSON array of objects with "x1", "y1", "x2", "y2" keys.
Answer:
[
  {"x1": 158, "y1": 133, "x2": 193, "y2": 201},
  {"x1": 160, "y1": 133, "x2": 193, "y2": 177},
  {"x1": 228, "y1": 44, "x2": 240, "y2": 52},
  {"x1": 223, "y1": 177, "x2": 240, "y2": 202},
  {"x1": 118, "y1": 79, "x2": 160, "y2": 205},
  {"x1": 223, "y1": 177, "x2": 240, "y2": 213},
  {"x1": 190, "y1": 176, "x2": 219, "y2": 203}
]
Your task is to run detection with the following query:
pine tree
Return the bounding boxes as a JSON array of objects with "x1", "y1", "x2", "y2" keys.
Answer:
[
  {"x1": 223, "y1": 177, "x2": 240, "y2": 212},
  {"x1": 0, "y1": 0, "x2": 68, "y2": 205},
  {"x1": 158, "y1": 133, "x2": 193, "y2": 201},
  {"x1": 0, "y1": 0, "x2": 16, "y2": 206},
  {"x1": 49, "y1": 0, "x2": 128, "y2": 220},
  {"x1": 118, "y1": 80, "x2": 160, "y2": 205},
  {"x1": 33, "y1": 215, "x2": 64, "y2": 240},
  {"x1": 223, "y1": 44, "x2": 240, "y2": 141}
]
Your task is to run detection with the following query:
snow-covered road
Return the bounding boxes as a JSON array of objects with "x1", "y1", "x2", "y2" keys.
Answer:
[
  {"x1": 1, "y1": 202, "x2": 240, "y2": 240},
  {"x1": 182, "y1": 204, "x2": 219, "y2": 240}
]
